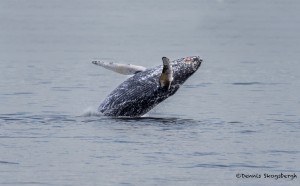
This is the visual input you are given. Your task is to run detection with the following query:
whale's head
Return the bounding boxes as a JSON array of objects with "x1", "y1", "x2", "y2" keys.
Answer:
[{"x1": 171, "y1": 56, "x2": 203, "y2": 85}]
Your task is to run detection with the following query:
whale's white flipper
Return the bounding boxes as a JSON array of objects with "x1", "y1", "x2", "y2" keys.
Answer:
[{"x1": 92, "y1": 61, "x2": 146, "y2": 75}]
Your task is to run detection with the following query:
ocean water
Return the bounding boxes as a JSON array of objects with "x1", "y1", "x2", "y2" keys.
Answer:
[{"x1": 1, "y1": 0, "x2": 300, "y2": 185}]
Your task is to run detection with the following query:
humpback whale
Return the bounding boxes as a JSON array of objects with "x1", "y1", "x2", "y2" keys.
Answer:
[{"x1": 92, "y1": 56, "x2": 203, "y2": 117}]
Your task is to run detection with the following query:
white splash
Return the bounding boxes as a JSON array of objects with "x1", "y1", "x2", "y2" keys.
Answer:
[{"x1": 80, "y1": 106, "x2": 102, "y2": 117}]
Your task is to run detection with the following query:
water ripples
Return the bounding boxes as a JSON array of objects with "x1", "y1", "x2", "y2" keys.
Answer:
[{"x1": 1, "y1": 112, "x2": 299, "y2": 186}]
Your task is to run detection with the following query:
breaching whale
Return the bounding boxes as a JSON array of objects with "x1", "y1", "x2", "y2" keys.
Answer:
[{"x1": 92, "y1": 56, "x2": 203, "y2": 117}]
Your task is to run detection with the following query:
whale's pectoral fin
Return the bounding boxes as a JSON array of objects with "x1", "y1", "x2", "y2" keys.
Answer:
[
  {"x1": 92, "y1": 61, "x2": 147, "y2": 75},
  {"x1": 159, "y1": 57, "x2": 174, "y2": 90}
]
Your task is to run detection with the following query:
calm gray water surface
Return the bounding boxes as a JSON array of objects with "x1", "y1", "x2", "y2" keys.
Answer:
[{"x1": 1, "y1": 0, "x2": 300, "y2": 185}]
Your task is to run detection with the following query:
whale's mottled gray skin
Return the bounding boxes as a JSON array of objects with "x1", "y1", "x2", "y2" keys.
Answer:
[{"x1": 99, "y1": 56, "x2": 202, "y2": 117}]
